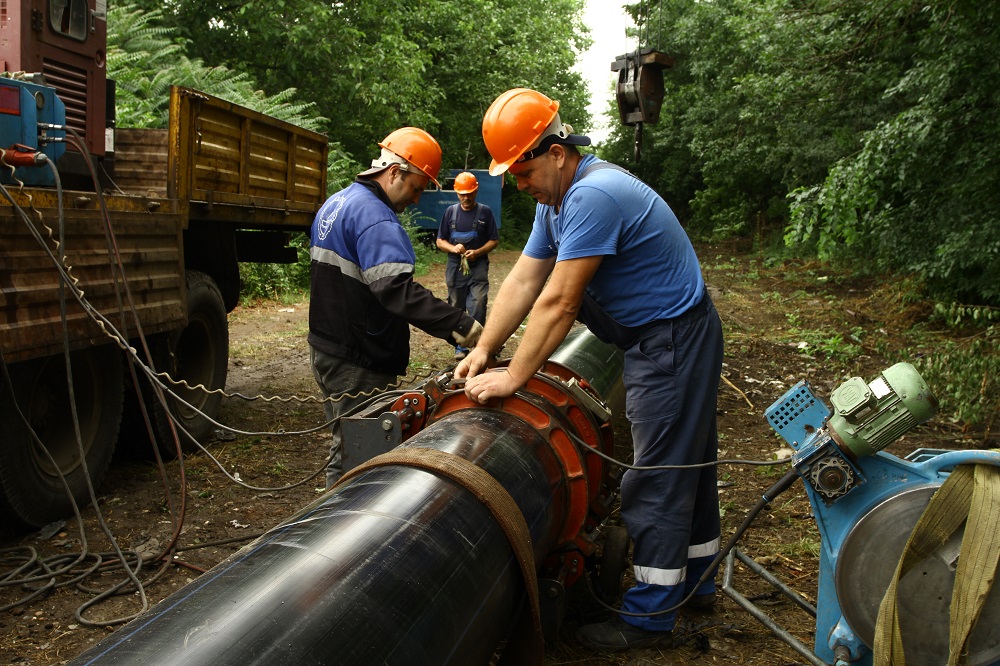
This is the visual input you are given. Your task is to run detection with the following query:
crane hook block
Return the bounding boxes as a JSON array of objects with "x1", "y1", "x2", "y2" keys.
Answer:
[{"x1": 610, "y1": 49, "x2": 674, "y2": 126}]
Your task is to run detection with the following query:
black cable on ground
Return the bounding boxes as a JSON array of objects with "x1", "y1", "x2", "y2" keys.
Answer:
[{"x1": 585, "y1": 468, "x2": 800, "y2": 618}]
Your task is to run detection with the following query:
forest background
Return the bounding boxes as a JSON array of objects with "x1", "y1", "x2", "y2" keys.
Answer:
[{"x1": 106, "y1": 0, "x2": 996, "y2": 435}]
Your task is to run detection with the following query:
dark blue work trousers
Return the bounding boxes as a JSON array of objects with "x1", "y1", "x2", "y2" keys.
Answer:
[
  {"x1": 618, "y1": 294, "x2": 724, "y2": 632},
  {"x1": 310, "y1": 346, "x2": 396, "y2": 489},
  {"x1": 445, "y1": 257, "x2": 490, "y2": 327}
]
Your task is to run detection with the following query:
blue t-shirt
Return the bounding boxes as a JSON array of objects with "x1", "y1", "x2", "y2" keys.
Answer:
[{"x1": 523, "y1": 154, "x2": 704, "y2": 327}]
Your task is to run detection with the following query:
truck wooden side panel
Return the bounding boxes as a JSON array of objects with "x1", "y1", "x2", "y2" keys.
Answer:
[
  {"x1": 112, "y1": 128, "x2": 170, "y2": 197},
  {"x1": 0, "y1": 193, "x2": 185, "y2": 364},
  {"x1": 1, "y1": 86, "x2": 328, "y2": 366},
  {"x1": 169, "y1": 86, "x2": 328, "y2": 231}
]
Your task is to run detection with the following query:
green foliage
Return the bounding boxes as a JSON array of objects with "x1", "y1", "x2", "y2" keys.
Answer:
[
  {"x1": 239, "y1": 234, "x2": 311, "y2": 302},
  {"x1": 123, "y1": 0, "x2": 591, "y2": 175},
  {"x1": 781, "y1": 2, "x2": 1000, "y2": 306},
  {"x1": 911, "y1": 305, "x2": 999, "y2": 432},
  {"x1": 325, "y1": 145, "x2": 361, "y2": 196},
  {"x1": 108, "y1": 3, "x2": 326, "y2": 131},
  {"x1": 108, "y1": 0, "x2": 589, "y2": 299},
  {"x1": 498, "y1": 182, "x2": 539, "y2": 249},
  {"x1": 601, "y1": 0, "x2": 998, "y2": 306},
  {"x1": 400, "y1": 211, "x2": 441, "y2": 276}
]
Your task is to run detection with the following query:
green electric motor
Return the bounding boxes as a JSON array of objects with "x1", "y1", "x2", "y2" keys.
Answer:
[{"x1": 827, "y1": 362, "x2": 940, "y2": 458}]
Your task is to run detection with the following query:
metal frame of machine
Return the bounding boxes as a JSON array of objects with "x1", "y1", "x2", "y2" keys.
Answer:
[{"x1": 727, "y1": 365, "x2": 1000, "y2": 666}]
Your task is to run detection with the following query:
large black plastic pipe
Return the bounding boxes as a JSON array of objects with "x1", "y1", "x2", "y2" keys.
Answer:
[{"x1": 69, "y1": 328, "x2": 624, "y2": 666}]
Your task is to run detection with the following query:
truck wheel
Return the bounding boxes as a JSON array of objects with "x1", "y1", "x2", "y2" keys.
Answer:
[
  {"x1": 151, "y1": 270, "x2": 229, "y2": 455},
  {"x1": 597, "y1": 525, "x2": 631, "y2": 602},
  {"x1": 0, "y1": 345, "x2": 124, "y2": 528}
]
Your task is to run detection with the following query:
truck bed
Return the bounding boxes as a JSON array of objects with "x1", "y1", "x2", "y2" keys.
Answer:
[
  {"x1": 1, "y1": 86, "x2": 329, "y2": 364},
  {"x1": 113, "y1": 88, "x2": 328, "y2": 230},
  {"x1": 0, "y1": 192, "x2": 185, "y2": 363}
]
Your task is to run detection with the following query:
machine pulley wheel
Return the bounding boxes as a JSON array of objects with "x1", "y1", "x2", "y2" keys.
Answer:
[{"x1": 835, "y1": 485, "x2": 1000, "y2": 665}]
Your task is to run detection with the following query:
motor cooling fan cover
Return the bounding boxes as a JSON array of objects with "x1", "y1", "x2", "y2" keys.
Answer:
[{"x1": 835, "y1": 486, "x2": 1000, "y2": 665}]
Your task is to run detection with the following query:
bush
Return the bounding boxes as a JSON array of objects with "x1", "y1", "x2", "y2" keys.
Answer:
[
  {"x1": 912, "y1": 304, "x2": 999, "y2": 440},
  {"x1": 239, "y1": 233, "x2": 311, "y2": 302},
  {"x1": 239, "y1": 215, "x2": 444, "y2": 304}
]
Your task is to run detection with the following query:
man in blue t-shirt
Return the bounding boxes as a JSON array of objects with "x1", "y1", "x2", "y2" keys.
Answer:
[
  {"x1": 457, "y1": 89, "x2": 724, "y2": 652},
  {"x1": 435, "y1": 171, "x2": 499, "y2": 360}
]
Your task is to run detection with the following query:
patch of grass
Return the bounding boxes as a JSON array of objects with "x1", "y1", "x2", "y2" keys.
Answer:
[
  {"x1": 755, "y1": 463, "x2": 787, "y2": 480},
  {"x1": 231, "y1": 329, "x2": 309, "y2": 361},
  {"x1": 719, "y1": 499, "x2": 737, "y2": 518},
  {"x1": 707, "y1": 254, "x2": 738, "y2": 272},
  {"x1": 774, "y1": 536, "x2": 821, "y2": 560}
]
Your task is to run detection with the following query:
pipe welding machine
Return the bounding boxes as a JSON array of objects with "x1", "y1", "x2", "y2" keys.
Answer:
[
  {"x1": 727, "y1": 362, "x2": 1000, "y2": 666},
  {"x1": 66, "y1": 328, "x2": 630, "y2": 665}
]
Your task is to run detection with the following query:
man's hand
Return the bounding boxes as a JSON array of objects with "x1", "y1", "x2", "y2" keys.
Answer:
[
  {"x1": 454, "y1": 347, "x2": 493, "y2": 379},
  {"x1": 452, "y1": 243, "x2": 466, "y2": 255},
  {"x1": 452, "y1": 320, "x2": 483, "y2": 348},
  {"x1": 463, "y1": 368, "x2": 520, "y2": 404}
]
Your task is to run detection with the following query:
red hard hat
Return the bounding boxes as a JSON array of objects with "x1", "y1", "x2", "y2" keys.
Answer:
[{"x1": 482, "y1": 88, "x2": 591, "y2": 176}]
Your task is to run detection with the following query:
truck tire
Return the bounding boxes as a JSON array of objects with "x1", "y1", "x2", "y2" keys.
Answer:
[
  {"x1": 150, "y1": 270, "x2": 228, "y2": 456},
  {"x1": 0, "y1": 345, "x2": 124, "y2": 528}
]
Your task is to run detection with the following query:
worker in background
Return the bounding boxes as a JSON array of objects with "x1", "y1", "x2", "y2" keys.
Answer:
[
  {"x1": 456, "y1": 89, "x2": 724, "y2": 651},
  {"x1": 309, "y1": 127, "x2": 483, "y2": 488},
  {"x1": 435, "y1": 171, "x2": 499, "y2": 361}
]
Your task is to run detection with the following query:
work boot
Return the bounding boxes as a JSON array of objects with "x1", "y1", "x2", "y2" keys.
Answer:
[
  {"x1": 684, "y1": 591, "x2": 717, "y2": 611},
  {"x1": 576, "y1": 616, "x2": 673, "y2": 651}
]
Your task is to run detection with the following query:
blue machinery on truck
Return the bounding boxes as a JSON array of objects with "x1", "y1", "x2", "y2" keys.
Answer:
[
  {"x1": 63, "y1": 325, "x2": 999, "y2": 665},
  {"x1": 0, "y1": 76, "x2": 68, "y2": 186}
]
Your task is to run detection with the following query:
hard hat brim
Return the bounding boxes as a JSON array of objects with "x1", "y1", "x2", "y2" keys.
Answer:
[
  {"x1": 489, "y1": 133, "x2": 592, "y2": 176},
  {"x1": 357, "y1": 162, "x2": 441, "y2": 188}
]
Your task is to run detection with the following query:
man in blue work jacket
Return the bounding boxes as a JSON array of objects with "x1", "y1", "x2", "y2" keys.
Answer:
[{"x1": 309, "y1": 127, "x2": 483, "y2": 488}]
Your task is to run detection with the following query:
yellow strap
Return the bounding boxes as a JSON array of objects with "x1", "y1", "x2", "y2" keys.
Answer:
[
  {"x1": 873, "y1": 463, "x2": 1000, "y2": 665},
  {"x1": 948, "y1": 464, "x2": 1000, "y2": 664}
]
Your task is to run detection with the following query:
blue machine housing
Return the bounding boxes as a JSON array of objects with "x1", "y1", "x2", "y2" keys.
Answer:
[
  {"x1": 766, "y1": 381, "x2": 1000, "y2": 665},
  {"x1": 0, "y1": 76, "x2": 67, "y2": 186},
  {"x1": 406, "y1": 168, "x2": 502, "y2": 232}
]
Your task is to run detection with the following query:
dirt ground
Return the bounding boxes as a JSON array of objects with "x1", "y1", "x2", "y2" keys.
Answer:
[{"x1": 0, "y1": 243, "x2": 992, "y2": 665}]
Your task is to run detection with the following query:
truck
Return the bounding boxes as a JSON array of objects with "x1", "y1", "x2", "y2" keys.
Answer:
[{"x1": 0, "y1": 0, "x2": 328, "y2": 528}]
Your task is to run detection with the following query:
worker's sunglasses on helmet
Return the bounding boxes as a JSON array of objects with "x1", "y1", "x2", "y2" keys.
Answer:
[{"x1": 515, "y1": 135, "x2": 562, "y2": 164}]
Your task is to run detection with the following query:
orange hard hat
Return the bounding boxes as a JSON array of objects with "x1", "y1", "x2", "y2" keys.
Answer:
[
  {"x1": 481, "y1": 88, "x2": 591, "y2": 176},
  {"x1": 482, "y1": 88, "x2": 559, "y2": 176},
  {"x1": 359, "y1": 127, "x2": 442, "y2": 186},
  {"x1": 453, "y1": 171, "x2": 479, "y2": 194}
]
